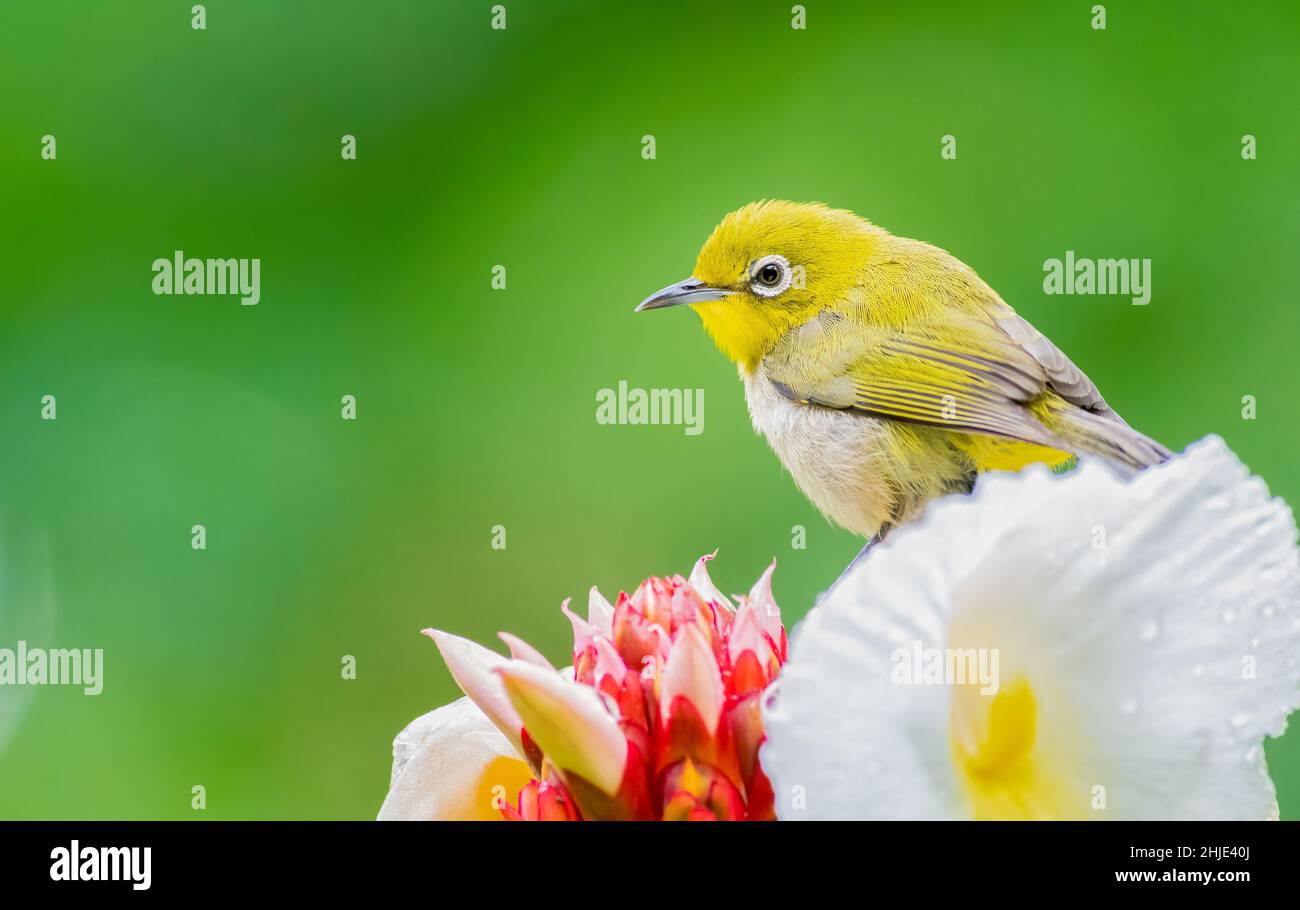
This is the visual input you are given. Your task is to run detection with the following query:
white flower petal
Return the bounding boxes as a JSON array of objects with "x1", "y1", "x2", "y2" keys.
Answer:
[
  {"x1": 743, "y1": 559, "x2": 784, "y2": 641},
  {"x1": 763, "y1": 436, "x2": 1300, "y2": 820},
  {"x1": 562, "y1": 598, "x2": 598, "y2": 652},
  {"x1": 425, "y1": 629, "x2": 525, "y2": 755},
  {"x1": 377, "y1": 697, "x2": 532, "y2": 820},
  {"x1": 587, "y1": 587, "x2": 615, "y2": 637},
  {"x1": 498, "y1": 632, "x2": 555, "y2": 670},
  {"x1": 688, "y1": 551, "x2": 735, "y2": 612}
]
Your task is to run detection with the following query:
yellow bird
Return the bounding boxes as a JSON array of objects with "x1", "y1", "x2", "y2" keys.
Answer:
[{"x1": 636, "y1": 200, "x2": 1169, "y2": 544}]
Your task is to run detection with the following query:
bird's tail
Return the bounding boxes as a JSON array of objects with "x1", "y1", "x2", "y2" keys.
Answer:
[{"x1": 1048, "y1": 406, "x2": 1171, "y2": 475}]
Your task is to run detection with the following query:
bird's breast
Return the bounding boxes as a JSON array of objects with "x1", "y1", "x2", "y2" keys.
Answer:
[{"x1": 741, "y1": 366, "x2": 896, "y2": 538}]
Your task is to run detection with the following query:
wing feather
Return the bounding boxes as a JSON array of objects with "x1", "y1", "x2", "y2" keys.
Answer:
[
  {"x1": 767, "y1": 312, "x2": 1068, "y2": 449},
  {"x1": 994, "y1": 313, "x2": 1114, "y2": 417},
  {"x1": 764, "y1": 296, "x2": 1170, "y2": 471}
]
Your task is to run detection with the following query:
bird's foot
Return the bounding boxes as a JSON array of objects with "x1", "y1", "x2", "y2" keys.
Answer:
[{"x1": 817, "y1": 535, "x2": 882, "y2": 605}]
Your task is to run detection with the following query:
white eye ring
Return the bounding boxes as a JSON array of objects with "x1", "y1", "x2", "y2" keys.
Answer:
[{"x1": 750, "y1": 254, "x2": 792, "y2": 298}]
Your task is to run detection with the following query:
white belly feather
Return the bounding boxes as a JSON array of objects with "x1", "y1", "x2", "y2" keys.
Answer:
[{"x1": 742, "y1": 366, "x2": 895, "y2": 537}]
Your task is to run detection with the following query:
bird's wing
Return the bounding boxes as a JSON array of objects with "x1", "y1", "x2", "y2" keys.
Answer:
[
  {"x1": 992, "y1": 312, "x2": 1118, "y2": 419},
  {"x1": 765, "y1": 309, "x2": 1170, "y2": 470},
  {"x1": 990, "y1": 313, "x2": 1172, "y2": 467},
  {"x1": 763, "y1": 311, "x2": 1067, "y2": 449}
]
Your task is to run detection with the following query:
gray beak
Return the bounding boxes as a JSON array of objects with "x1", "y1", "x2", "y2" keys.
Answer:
[{"x1": 635, "y1": 277, "x2": 732, "y2": 312}]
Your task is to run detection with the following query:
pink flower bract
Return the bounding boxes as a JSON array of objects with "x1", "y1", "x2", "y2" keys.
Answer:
[{"x1": 427, "y1": 554, "x2": 787, "y2": 821}]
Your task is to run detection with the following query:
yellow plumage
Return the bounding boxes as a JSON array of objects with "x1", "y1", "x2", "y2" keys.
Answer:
[
  {"x1": 953, "y1": 434, "x2": 1074, "y2": 473},
  {"x1": 637, "y1": 201, "x2": 1168, "y2": 539}
]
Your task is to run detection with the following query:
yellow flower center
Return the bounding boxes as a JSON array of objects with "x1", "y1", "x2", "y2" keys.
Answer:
[{"x1": 950, "y1": 675, "x2": 1084, "y2": 820}]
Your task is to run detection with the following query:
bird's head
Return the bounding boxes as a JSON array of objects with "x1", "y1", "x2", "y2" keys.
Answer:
[{"x1": 636, "y1": 200, "x2": 878, "y2": 372}]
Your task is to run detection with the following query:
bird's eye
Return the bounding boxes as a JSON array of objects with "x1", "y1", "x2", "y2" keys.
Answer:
[{"x1": 750, "y1": 254, "x2": 792, "y2": 298}]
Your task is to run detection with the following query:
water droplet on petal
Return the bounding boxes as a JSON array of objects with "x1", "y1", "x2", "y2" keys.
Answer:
[
  {"x1": 1222, "y1": 608, "x2": 1237, "y2": 624},
  {"x1": 1229, "y1": 712, "x2": 1250, "y2": 728},
  {"x1": 1118, "y1": 697, "x2": 1139, "y2": 715},
  {"x1": 1138, "y1": 619, "x2": 1160, "y2": 643}
]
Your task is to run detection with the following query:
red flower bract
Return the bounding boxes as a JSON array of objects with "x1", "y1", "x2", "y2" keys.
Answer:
[{"x1": 428, "y1": 555, "x2": 787, "y2": 821}]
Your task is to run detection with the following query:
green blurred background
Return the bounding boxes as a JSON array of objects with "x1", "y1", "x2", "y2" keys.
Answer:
[{"x1": 1, "y1": 0, "x2": 1297, "y2": 818}]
